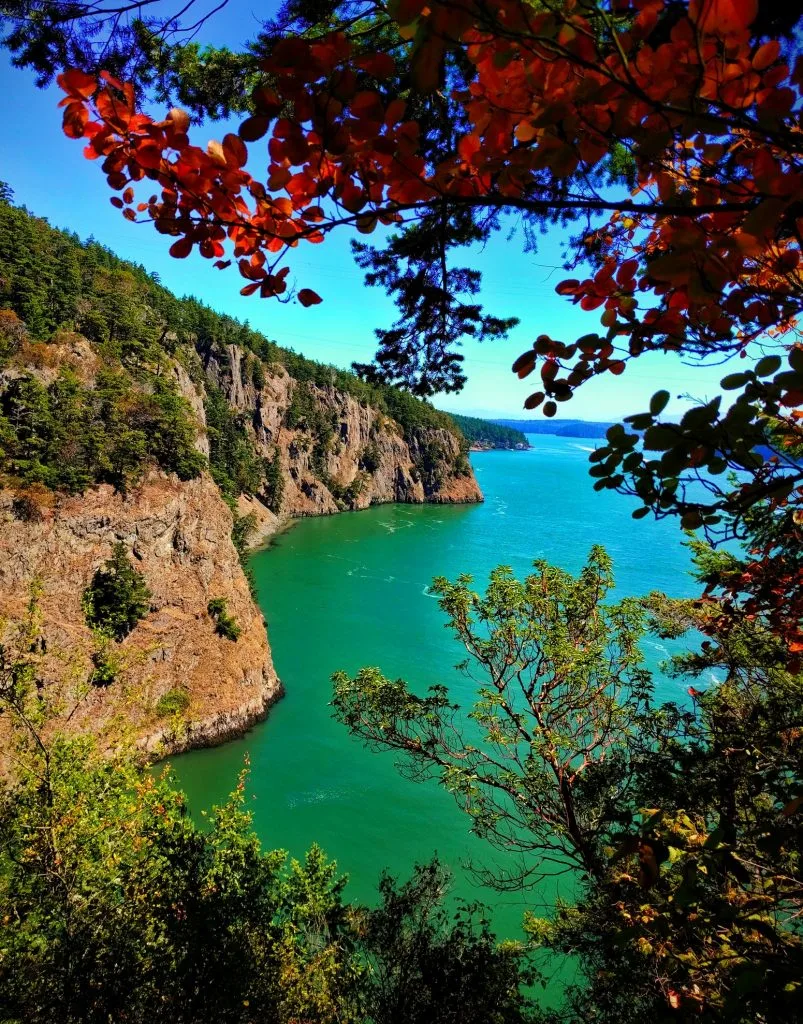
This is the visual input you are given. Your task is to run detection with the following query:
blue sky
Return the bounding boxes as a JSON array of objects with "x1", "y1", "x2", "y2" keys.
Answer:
[{"x1": 0, "y1": 0, "x2": 733, "y2": 421}]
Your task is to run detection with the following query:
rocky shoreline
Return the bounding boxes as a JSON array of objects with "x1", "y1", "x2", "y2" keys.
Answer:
[{"x1": 1, "y1": 457, "x2": 482, "y2": 769}]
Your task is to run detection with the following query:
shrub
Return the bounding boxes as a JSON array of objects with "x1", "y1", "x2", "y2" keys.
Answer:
[
  {"x1": 154, "y1": 688, "x2": 191, "y2": 718},
  {"x1": 207, "y1": 597, "x2": 241, "y2": 641},
  {"x1": 205, "y1": 387, "x2": 264, "y2": 498},
  {"x1": 231, "y1": 511, "x2": 258, "y2": 598},
  {"x1": 251, "y1": 357, "x2": 266, "y2": 390},
  {"x1": 82, "y1": 543, "x2": 151, "y2": 641},
  {"x1": 358, "y1": 441, "x2": 381, "y2": 474},
  {"x1": 89, "y1": 642, "x2": 123, "y2": 687},
  {"x1": 263, "y1": 449, "x2": 284, "y2": 514},
  {"x1": 0, "y1": 308, "x2": 26, "y2": 365},
  {"x1": 10, "y1": 484, "x2": 54, "y2": 522}
]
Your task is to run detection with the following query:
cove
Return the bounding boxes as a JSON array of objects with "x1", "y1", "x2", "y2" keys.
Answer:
[{"x1": 170, "y1": 434, "x2": 700, "y2": 942}]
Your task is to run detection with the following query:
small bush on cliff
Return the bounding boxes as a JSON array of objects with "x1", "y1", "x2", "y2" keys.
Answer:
[
  {"x1": 358, "y1": 442, "x2": 381, "y2": 475},
  {"x1": 154, "y1": 687, "x2": 191, "y2": 718},
  {"x1": 0, "y1": 308, "x2": 26, "y2": 367},
  {"x1": 231, "y1": 510, "x2": 258, "y2": 598},
  {"x1": 82, "y1": 543, "x2": 151, "y2": 641},
  {"x1": 325, "y1": 473, "x2": 367, "y2": 510},
  {"x1": 251, "y1": 356, "x2": 266, "y2": 390},
  {"x1": 207, "y1": 597, "x2": 242, "y2": 641},
  {"x1": 89, "y1": 633, "x2": 125, "y2": 687},
  {"x1": 263, "y1": 449, "x2": 283, "y2": 514}
]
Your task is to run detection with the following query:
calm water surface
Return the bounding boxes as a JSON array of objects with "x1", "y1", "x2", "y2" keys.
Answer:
[{"x1": 171, "y1": 435, "x2": 699, "y2": 944}]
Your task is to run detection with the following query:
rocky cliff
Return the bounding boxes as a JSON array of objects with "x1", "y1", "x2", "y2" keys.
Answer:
[
  {"x1": 0, "y1": 333, "x2": 482, "y2": 765},
  {"x1": 200, "y1": 345, "x2": 482, "y2": 528},
  {"x1": 0, "y1": 198, "x2": 483, "y2": 763},
  {"x1": 0, "y1": 471, "x2": 282, "y2": 762}
]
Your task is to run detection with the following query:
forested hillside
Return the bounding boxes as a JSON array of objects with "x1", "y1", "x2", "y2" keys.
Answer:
[
  {"x1": 0, "y1": 196, "x2": 472, "y2": 502},
  {"x1": 449, "y1": 413, "x2": 528, "y2": 449},
  {"x1": 494, "y1": 418, "x2": 614, "y2": 439}
]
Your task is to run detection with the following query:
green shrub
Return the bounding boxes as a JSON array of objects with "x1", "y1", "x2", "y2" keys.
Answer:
[
  {"x1": 231, "y1": 511, "x2": 258, "y2": 598},
  {"x1": 263, "y1": 449, "x2": 284, "y2": 514},
  {"x1": 89, "y1": 641, "x2": 123, "y2": 687},
  {"x1": 251, "y1": 357, "x2": 266, "y2": 390},
  {"x1": 358, "y1": 441, "x2": 381, "y2": 474},
  {"x1": 82, "y1": 543, "x2": 151, "y2": 641},
  {"x1": 325, "y1": 472, "x2": 367, "y2": 509},
  {"x1": 154, "y1": 688, "x2": 191, "y2": 718},
  {"x1": 207, "y1": 597, "x2": 241, "y2": 641}
]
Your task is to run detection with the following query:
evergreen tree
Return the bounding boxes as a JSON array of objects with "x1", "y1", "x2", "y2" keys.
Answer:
[{"x1": 82, "y1": 543, "x2": 151, "y2": 640}]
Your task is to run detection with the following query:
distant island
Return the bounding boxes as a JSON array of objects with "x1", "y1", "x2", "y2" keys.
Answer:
[
  {"x1": 449, "y1": 414, "x2": 530, "y2": 450},
  {"x1": 494, "y1": 418, "x2": 614, "y2": 439}
]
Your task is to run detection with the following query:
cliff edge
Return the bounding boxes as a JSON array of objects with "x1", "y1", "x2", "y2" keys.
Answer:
[
  {"x1": 0, "y1": 198, "x2": 482, "y2": 764},
  {"x1": 0, "y1": 472, "x2": 282, "y2": 761}
]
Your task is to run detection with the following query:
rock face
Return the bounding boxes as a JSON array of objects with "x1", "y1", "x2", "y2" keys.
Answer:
[
  {"x1": 0, "y1": 339, "x2": 482, "y2": 763},
  {"x1": 203, "y1": 347, "x2": 483, "y2": 526},
  {"x1": 0, "y1": 472, "x2": 281, "y2": 761}
]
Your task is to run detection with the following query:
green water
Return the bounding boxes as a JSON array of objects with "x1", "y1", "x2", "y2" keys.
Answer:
[{"x1": 171, "y1": 435, "x2": 699, "y2": 942}]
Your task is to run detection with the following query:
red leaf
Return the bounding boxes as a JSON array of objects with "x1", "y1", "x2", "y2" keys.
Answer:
[
  {"x1": 385, "y1": 98, "x2": 407, "y2": 127},
  {"x1": 356, "y1": 52, "x2": 396, "y2": 80},
  {"x1": 239, "y1": 116, "x2": 270, "y2": 142},
  {"x1": 223, "y1": 133, "x2": 248, "y2": 168},
  {"x1": 298, "y1": 288, "x2": 323, "y2": 307},
  {"x1": 351, "y1": 90, "x2": 384, "y2": 121},
  {"x1": 512, "y1": 351, "x2": 536, "y2": 377},
  {"x1": 57, "y1": 68, "x2": 96, "y2": 99},
  {"x1": 169, "y1": 237, "x2": 193, "y2": 259},
  {"x1": 689, "y1": 0, "x2": 758, "y2": 35},
  {"x1": 207, "y1": 139, "x2": 226, "y2": 165},
  {"x1": 251, "y1": 86, "x2": 282, "y2": 117},
  {"x1": 168, "y1": 107, "x2": 191, "y2": 133},
  {"x1": 62, "y1": 102, "x2": 89, "y2": 139},
  {"x1": 753, "y1": 40, "x2": 780, "y2": 72}
]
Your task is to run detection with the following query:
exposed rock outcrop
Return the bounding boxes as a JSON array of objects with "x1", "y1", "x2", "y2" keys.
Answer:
[
  {"x1": 0, "y1": 342, "x2": 482, "y2": 763},
  {"x1": 203, "y1": 347, "x2": 483, "y2": 525},
  {"x1": 0, "y1": 472, "x2": 281, "y2": 761}
]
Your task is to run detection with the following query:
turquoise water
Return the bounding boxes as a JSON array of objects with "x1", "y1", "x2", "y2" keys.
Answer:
[{"x1": 171, "y1": 435, "x2": 699, "y2": 942}]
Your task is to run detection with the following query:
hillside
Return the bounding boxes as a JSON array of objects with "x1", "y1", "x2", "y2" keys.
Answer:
[
  {"x1": 0, "y1": 198, "x2": 482, "y2": 758},
  {"x1": 494, "y1": 418, "x2": 614, "y2": 439},
  {"x1": 448, "y1": 413, "x2": 529, "y2": 450}
]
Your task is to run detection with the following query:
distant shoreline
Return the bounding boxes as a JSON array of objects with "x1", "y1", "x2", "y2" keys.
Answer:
[{"x1": 468, "y1": 442, "x2": 530, "y2": 452}]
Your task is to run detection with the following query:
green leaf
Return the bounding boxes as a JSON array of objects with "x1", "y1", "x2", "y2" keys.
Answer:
[
  {"x1": 643, "y1": 425, "x2": 678, "y2": 451},
  {"x1": 721, "y1": 372, "x2": 752, "y2": 390},
  {"x1": 755, "y1": 355, "x2": 782, "y2": 377},
  {"x1": 649, "y1": 389, "x2": 670, "y2": 415}
]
